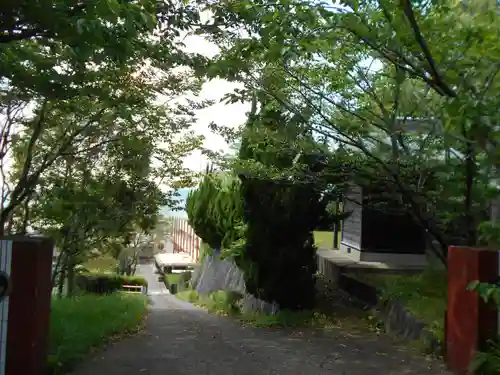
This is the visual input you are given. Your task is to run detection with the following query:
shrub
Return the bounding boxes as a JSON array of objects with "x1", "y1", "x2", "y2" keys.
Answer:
[
  {"x1": 468, "y1": 281, "x2": 500, "y2": 374},
  {"x1": 238, "y1": 177, "x2": 323, "y2": 310},
  {"x1": 236, "y1": 106, "x2": 331, "y2": 310},
  {"x1": 75, "y1": 273, "x2": 148, "y2": 294},
  {"x1": 186, "y1": 106, "x2": 333, "y2": 311},
  {"x1": 163, "y1": 271, "x2": 192, "y2": 294},
  {"x1": 186, "y1": 171, "x2": 244, "y2": 251},
  {"x1": 471, "y1": 340, "x2": 500, "y2": 375}
]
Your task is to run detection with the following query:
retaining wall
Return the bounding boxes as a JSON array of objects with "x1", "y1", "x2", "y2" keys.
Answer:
[
  {"x1": 317, "y1": 252, "x2": 441, "y2": 354},
  {"x1": 339, "y1": 273, "x2": 441, "y2": 353},
  {"x1": 190, "y1": 253, "x2": 280, "y2": 315}
]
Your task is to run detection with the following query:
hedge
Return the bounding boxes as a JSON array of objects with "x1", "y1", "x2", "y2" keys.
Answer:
[
  {"x1": 163, "y1": 271, "x2": 192, "y2": 294},
  {"x1": 76, "y1": 273, "x2": 148, "y2": 295}
]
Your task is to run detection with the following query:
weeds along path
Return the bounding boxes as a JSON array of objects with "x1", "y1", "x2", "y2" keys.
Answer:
[{"x1": 70, "y1": 263, "x2": 450, "y2": 375}]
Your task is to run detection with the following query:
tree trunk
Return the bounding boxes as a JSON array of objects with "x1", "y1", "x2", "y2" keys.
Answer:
[
  {"x1": 463, "y1": 130, "x2": 477, "y2": 247},
  {"x1": 333, "y1": 200, "x2": 340, "y2": 249},
  {"x1": 20, "y1": 198, "x2": 31, "y2": 234},
  {"x1": 57, "y1": 261, "x2": 67, "y2": 298},
  {"x1": 131, "y1": 254, "x2": 139, "y2": 275},
  {"x1": 5, "y1": 210, "x2": 14, "y2": 235},
  {"x1": 51, "y1": 250, "x2": 65, "y2": 287},
  {"x1": 66, "y1": 255, "x2": 76, "y2": 297}
]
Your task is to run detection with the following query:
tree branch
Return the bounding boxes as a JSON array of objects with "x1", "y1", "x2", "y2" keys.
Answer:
[{"x1": 400, "y1": 0, "x2": 456, "y2": 98}]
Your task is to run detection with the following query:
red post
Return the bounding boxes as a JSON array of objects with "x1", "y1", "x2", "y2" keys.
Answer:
[
  {"x1": 3, "y1": 236, "x2": 54, "y2": 375},
  {"x1": 446, "y1": 246, "x2": 498, "y2": 375}
]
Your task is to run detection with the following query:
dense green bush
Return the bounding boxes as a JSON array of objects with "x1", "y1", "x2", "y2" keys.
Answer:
[
  {"x1": 186, "y1": 171, "x2": 243, "y2": 251},
  {"x1": 235, "y1": 105, "x2": 330, "y2": 310},
  {"x1": 186, "y1": 103, "x2": 333, "y2": 311},
  {"x1": 162, "y1": 271, "x2": 192, "y2": 294},
  {"x1": 75, "y1": 273, "x2": 147, "y2": 294},
  {"x1": 468, "y1": 281, "x2": 500, "y2": 374},
  {"x1": 238, "y1": 176, "x2": 324, "y2": 310}
]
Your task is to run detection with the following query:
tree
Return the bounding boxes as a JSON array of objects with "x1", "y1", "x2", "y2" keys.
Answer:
[
  {"x1": 0, "y1": 0, "x2": 206, "y2": 97},
  {"x1": 9, "y1": 61, "x2": 205, "y2": 295},
  {"x1": 234, "y1": 97, "x2": 335, "y2": 310},
  {"x1": 200, "y1": 0, "x2": 500, "y2": 260},
  {"x1": 0, "y1": 0, "x2": 209, "y2": 236},
  {"x1": 186, "y1": 169, "x2": 243, "y2": 252}
]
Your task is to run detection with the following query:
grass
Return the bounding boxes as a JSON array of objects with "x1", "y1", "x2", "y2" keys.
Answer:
[
  {"x1": 83, "y1": 255, "x2": 118, "y2": 273},
  {"x1": 313, "y1": 231, "x2": 341, "y2": 249},
  {"x1": 162, "y1": 271, "x2": 192, "y2": 294},
  {"x1": 347, "y1": 268, "x2": 447, "y2": 342},
  {"x1": 176, "y1": 288, "x2": 370, "y2": 332},
  {"x1": 165, "y1": 272, "x2": 181, "y2": 286},
  {"x1": 48, "y1": 292, "x2": 148, "y2": 374},
  {"x1": 176, "y1": 290, "x2": 327, "y2": 328}
]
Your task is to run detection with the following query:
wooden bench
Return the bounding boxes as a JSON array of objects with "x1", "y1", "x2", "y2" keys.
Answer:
[{"x1": 122, "y1": 285, "x2": 147, "y2": 295}]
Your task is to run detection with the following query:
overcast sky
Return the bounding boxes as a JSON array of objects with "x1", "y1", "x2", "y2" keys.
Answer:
[{"x1": 180, "y1": 33, "x2": 251, "y2": 173}]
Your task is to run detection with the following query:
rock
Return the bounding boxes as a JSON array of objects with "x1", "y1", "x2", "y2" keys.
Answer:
[{"x1": 191, "y1": 254, "x2": 280, "y2": 315}]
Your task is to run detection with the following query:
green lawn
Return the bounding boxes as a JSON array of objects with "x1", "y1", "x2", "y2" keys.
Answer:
[
  {"x1": 48, "y1": 293, "x2": 148, "y2": 374},
  {"x1": 347, "y1": 268, "x2": 447, "y2": 342},
  {"x1": 83, "y1": 255, "x2": 118, "y2": 273},
  {"x1": 313, "y1": 231, "x2": 341, "y2": 249}
]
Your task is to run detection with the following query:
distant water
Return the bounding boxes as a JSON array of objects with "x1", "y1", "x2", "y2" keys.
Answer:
[
  {"x1": 160, "y1": 187, "x2": 191, "y2": 218},
  {"x1": 160, "y1": 206, "x2": 188, "y2": 218}
]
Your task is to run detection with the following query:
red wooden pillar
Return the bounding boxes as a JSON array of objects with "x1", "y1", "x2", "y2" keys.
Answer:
[
  {"x1": 446, "y1": 246, "x2": 498, "y2": 375},
  {"x1": 2, "y1": 236, "x2": 54, "y2": 375}
]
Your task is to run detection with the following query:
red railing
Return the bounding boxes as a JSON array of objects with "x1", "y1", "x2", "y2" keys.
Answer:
[{"x1": 170, "y1": 217, "x2": 200, "y2": 262}]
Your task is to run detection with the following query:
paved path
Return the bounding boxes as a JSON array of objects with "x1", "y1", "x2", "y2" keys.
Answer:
[{"x1": 71, "y1": 263, "x2": 450, "y2": 375}]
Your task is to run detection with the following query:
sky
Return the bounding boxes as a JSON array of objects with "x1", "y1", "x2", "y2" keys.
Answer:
[
  {"x1": 180, "y1": 27, "x2": 251, "y2": 173},
  {"x1": 0, "y1": 28, "x2": 250, "y2": 215},
  {"x1": 162, "y1": 33, "x2": 252, "y2": 216}
]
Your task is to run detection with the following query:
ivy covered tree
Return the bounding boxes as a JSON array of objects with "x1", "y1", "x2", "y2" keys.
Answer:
[{"x1": 235, "y1": 98, "x2": 332, "y2": 310}]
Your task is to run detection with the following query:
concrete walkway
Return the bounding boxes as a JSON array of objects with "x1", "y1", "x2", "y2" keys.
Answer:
[{"x1": 70, "y1": 263, "x2": 450, "y2": 375}]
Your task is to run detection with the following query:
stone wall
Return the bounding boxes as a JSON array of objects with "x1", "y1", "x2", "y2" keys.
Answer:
[
  {"x1": 316, "y1": 252, "x2": 441, "y2": 354},
  {"x1": 338, "y1": 273, "x2": 441, "y2": 354},
  {"x1": 376, "y1": 299, "x2": 440, "y2": 353},
  {"x1": 316, "y1": 254, "x2": 341, "y2": 285},
  {"x1": 190, "y1": 254, "x2": 280, "y2": 315}
]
